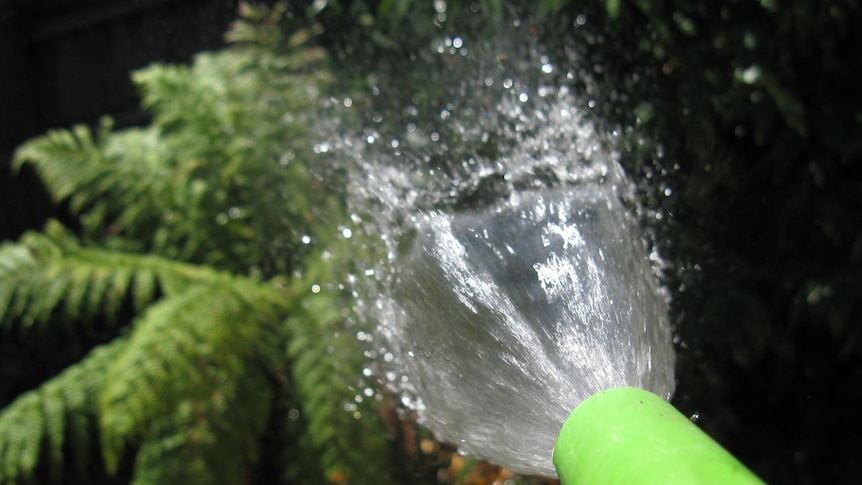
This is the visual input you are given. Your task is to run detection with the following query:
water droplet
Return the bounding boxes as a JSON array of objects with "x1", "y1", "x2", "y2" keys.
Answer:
[
  {"x1": 311, "y1": 284, "x2": 321, "y2": 294},
  {"x1": 738, "y1": 65, "x2": 762, "y2": 84},
  {"x1": 317, "y1": 21, "x2": 676, "y2": 478}
]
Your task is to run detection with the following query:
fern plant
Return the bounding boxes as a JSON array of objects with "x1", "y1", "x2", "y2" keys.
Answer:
[{"x1": 0, "y1": 3, "x2": 391, "y2": 484}]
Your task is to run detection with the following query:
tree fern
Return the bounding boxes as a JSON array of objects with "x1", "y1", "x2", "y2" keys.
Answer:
[
  {"x1": 13, "y1": 9, "x2": 331, "y2": 278},
  {"x1": 1, "y1": 3, "x2": 396, "y2": 484},
  {"x1": 0, "y1": 229, "x2": 301, "y2": 484}
]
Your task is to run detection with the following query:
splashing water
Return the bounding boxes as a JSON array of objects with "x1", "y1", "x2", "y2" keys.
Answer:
[{"x1": 323, "y1": 17, "x2": 675, "y2": 478}]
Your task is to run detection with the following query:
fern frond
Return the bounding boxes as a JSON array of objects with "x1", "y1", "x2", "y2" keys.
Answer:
[
  {"x1": 11, "y1": 117, "x2": 110, "y2": 206},
  {"x1": 99, "y1": 278, "x2": 289, "y2": 482},
  {"x1": 13, "y1": 3, "x2": 335, "y2": 279},
  {"x1": 12, "y1": 120, "x2": 172, "y2": 242},
  {"x1": 126, "y1": 16, "x2": 333, "y2": 277},
  {"x1": 0, "y1": 220, "x2": 226, "y2": 331},
  {"x1": 0, "y1": 340, "x2": 126, "y2": 484},
  {"x1": 286, "y1": 246, "x2": 393, "y2": 484},
  {"x1": 129, "y1": 364, "x2": 272, "y2": 485}
]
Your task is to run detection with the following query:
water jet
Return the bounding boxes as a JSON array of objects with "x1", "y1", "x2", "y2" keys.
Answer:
[{"x1": 327, "y1": 13, "x2": 762, "y2": 482}]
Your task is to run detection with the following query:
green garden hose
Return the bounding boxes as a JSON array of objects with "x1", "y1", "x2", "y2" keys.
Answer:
[{"x1": 553, "y1": 387, "x2": 765, "y2": 484}]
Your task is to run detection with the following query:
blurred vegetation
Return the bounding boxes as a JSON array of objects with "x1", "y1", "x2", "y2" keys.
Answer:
[{"x1": 0, "y1": 4, "x2": 390, "y2": 484}]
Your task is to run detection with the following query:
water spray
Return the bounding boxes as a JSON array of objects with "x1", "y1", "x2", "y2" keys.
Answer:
[{"x1": 328, "y1": 16, "x2": 765, "y2": 482}]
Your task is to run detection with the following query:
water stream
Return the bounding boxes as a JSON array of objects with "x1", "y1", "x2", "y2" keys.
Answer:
[{"x1": 321, "y1": 14, "x2": 675, "y2": 478}]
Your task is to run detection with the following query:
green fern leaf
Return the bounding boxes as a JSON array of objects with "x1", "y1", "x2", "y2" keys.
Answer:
[
  {"x1": 12, "y1": 121, "x2": 174, "y2": 249},
  {"x1": 285, "y1": 247, "x2": 393, "y2": 484},
  {"x1": 12, "y1": 119, "x2": 110, "y2": 209},
  {"x1": 129, "y1": 365, "x2": 272, "y2": 485},
  {"x1": 99, "y1": 278, "x2": 288, "y2": 481},
  {"x1": 41, "y1": 383, "x2": 66, "y2": 482},
  {"x1": 0, "y1": 340, "x2": 125, "y2": 483},
  {"x1": 0, "y1": 221, "x2": 232, "y2": 332}
]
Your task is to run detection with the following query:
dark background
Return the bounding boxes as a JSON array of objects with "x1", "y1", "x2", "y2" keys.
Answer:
[{"x1": 1, "y1": 0, "x2": 238, "y2": 240}]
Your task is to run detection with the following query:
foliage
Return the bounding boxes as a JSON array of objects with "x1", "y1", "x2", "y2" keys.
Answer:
[
  {"x1": 284, "y1": 237, "x2": 392, "y2": 483},
  {"x1": 0, "y1": 339, "x2": 123, "y2": 484},
  {"x1": 1, "y1": 3, "x2": 391, "y2": 484},
  {"x1": 12, "y1": 4, "x2": 330, "y2": 278}
]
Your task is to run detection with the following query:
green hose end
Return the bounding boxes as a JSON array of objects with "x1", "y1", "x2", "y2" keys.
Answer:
[{"x1": 553, "y1": 387, "x2": 765, "y2": 484}]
